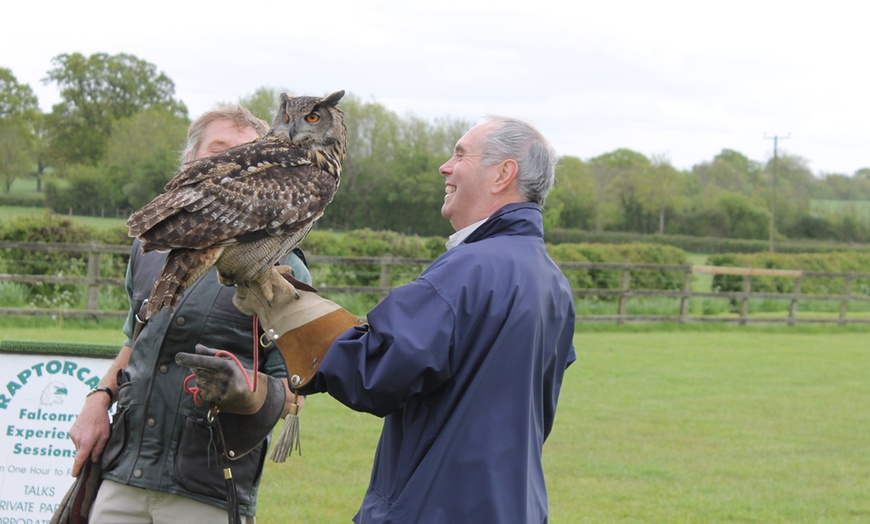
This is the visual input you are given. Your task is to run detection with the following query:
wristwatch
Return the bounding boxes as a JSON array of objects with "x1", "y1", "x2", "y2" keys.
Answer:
[{"x1": 87, "y1": 385, "x2": 115, "y2": 403}]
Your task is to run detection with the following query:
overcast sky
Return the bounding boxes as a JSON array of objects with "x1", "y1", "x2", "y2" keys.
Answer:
[{"x1": 4, "y1": 0, "x2": 867, "y2": 175}]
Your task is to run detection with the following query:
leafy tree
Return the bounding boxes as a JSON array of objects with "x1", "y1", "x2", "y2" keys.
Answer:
[
  {"x1": 29, "y1": 114, "x2": 54, "y2": 192},
  {"x1": 0, "y1": 124, "x2": 32, "y2": 192},
  {"x1": 788, "y1": 215, "x2": 838, "y2": 240},
  {"x1": 637, "y1": 156, "x2": 685, "y2": 234},
  {"x1": 46, "y1": 108, "x2": 189, "y2": 213},
  {"x1": 0, "y1": 68, "x2": 39, "y2": 192},
  {"x1": 815, "y1": 173, "x2": 855, "y2": 200},
  {"x1": 45, "y1": 164, "x2": 117, "y2": 214},
  {"x1": 374, "y1": 116, "x2": 458, "y2": 236},
  {"x1": 548, "y1": 156, "x2": 596, "y2": 230},
  {"x1": 238, "y1": 86, "x2": 288, "y2": 123},
  {"x1": 0, "y1": 68, "x2": 39, "y2": 120},
  {"x1": 717, "y1": 192, "x2": 770, "y2": 239},
  {"x1": 764, "y1": 153, "x2": 813, "y2": 238},
  {"x1": 106, "y1": 108, "x2": 189, "y2": 208},
  {"x1": 692, "y1": 149, "x2": 764, "y2": 197},
  {"x1": 43, "y1": 52, "x2": 187, "y2": 167},
  {"x1": 322, "y1": 95, "x2": 466, "y2": 235},
  {"x1": 591, "y1": 149, "x2": 654, "y2": 233},
  {"x1": 675, "y1": 192, "x2": 769, "y2": 240},
  {"x1": 324, "y1": 95, "x2": 401, "y2": 230}
]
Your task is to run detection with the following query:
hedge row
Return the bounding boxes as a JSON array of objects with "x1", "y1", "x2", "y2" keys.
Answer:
[
  {"x1": 546, "y1": 228, "x2": 870, "y2": 255},
  {"x1": 301, "y1": 228, "x2": 446, "y2": 288},
  {"x1": 0, "y1": 214, "x2": 129, "y2": 309},
  {"x1": 0, "y1": 194, "x2": 44, "y2": 207},
  {"x1": 3, "y1": 214, "x2": 867, "y2": 297},
  {"x1": 547, "y1": 242, "x2": 688, "y2": 291},
  {"x1": 707, "y1": 252, "x2": 870, "y2": 295},
  {"x1": 302, "y1": 230, "x2": 690, "y2": 291}
]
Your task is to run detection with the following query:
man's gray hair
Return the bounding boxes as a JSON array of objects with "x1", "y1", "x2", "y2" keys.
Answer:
[
  {"x1": 180, "y1": 103, "x2": 269, "y2": 166},
  {"x1": 479, "y1": 116, "x2": 557, "y2": 205}
]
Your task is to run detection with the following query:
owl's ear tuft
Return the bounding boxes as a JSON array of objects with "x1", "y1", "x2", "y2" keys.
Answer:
[{"x1": 318, "y1": 90, "x2": 345, "y2": 109}]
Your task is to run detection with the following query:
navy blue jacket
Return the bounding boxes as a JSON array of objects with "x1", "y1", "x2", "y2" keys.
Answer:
[{"x1": 313, "y1": 202, "x2": 576, "y2": 523}]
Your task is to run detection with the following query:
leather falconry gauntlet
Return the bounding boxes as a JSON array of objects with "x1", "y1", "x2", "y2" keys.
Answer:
[{"x1": 233, "y1": 267, "x2": 363, "y2": 391}]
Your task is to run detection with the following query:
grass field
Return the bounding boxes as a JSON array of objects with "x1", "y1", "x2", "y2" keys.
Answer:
[
  {"x1": 4, "y1": 323, "x2": 868, "y2": 522},
  {"x1": 0, "y1": 205, "x2": 127, "y2": 232},
  {"x1": 253, "y1": 329, "x2": 870, "y2": 523},
  {"x1": 811, "y1": 199, "x2": 870, "y2": 220}
]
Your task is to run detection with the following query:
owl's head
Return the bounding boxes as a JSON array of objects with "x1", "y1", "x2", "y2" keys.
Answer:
[{"x1": 269, "y1": 90, "x2": 347, "y2": 156}]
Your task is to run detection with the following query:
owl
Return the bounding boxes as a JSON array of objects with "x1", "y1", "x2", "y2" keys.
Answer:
[{"x1": 126, "y1": 90, "x2": 347, "y2": 319}]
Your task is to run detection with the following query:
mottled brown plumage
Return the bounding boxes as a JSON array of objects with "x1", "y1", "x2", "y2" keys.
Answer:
[{"x1": 127, "y1": 90, "x2": 347, "y2": 319}]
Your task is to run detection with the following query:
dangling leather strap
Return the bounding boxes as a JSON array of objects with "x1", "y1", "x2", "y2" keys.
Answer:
[{"x1": 211, "y1": 410, "x2": 242, "y2": 524}]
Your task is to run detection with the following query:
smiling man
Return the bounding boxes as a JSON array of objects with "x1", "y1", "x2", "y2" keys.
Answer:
[
  {"x1": 187, "y1": 115, "x2": 577, "y2": 523},
  {"x1": 440, "y1": 119, "x2": 526, "y2": 232}
]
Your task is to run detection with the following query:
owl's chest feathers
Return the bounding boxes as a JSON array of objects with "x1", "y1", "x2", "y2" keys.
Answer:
[
  {"x1": 216, "y1": 235, "x2": 294, "y2": 284},
  {"x1": 307, "y1": 149, "x2": 343, "y2": 178}
]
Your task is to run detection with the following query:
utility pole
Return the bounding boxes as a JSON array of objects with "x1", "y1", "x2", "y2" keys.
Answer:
[{"x1": 765, "y1": 133, "x2": 790, "y2": 253}]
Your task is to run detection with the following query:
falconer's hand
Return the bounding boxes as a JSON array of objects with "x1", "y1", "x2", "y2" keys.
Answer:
[{"x1": 176, "y1": 344, "x2": 275, "y2": 414}]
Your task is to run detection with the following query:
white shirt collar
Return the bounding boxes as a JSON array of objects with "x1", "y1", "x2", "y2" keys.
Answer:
[{"x1": 445, "y1": 218, "x2": 488, "y2": 250}]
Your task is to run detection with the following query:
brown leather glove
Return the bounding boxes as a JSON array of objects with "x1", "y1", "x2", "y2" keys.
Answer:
[
  {"x1": 176, "y1": 344, "x2": 271, "y2": 414},
  {"x1": 175, "y1": 344, "x2": 287, "y2": 459},
  {"x1": 233, "y1": 268, "x2": 363, "y2": 389}
]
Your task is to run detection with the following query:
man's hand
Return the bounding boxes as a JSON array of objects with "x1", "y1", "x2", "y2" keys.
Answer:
[
  {"x1": 176, "y1": 344, "x2": 269, "y2": 414},
  {"x1": 69, "y1": 394, "x2": 113, "y2": 477}
]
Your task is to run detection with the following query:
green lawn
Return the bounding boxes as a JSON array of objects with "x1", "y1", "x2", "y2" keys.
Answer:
[
  {"x1": 0, "y1": 205, "x2": 127, "y2": 232},
  {"x1": 254, "y1": 329, "x2": 870, "y2": 523},
  {"x1": 7, "y1": 176, "x2": 46, "y2": 198},
  {"x1": 811, "y1": 199, "x2": 870, "y2": 220},
  {"x1": 3, "y1": 322, "x2": 869, "y2": 522}
]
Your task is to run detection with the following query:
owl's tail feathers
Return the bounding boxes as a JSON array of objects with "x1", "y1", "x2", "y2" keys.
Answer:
[{"x1": 144, "y1": 247, "x2": 222, "y2": 319}]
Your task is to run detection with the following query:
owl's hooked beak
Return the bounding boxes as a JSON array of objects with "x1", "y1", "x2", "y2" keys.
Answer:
[{"x1": 284, "y1": 120, "x2": 298, "y2": 141}]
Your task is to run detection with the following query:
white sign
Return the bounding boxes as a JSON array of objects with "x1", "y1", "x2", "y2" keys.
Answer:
[{"x1": 0, "y1": 353, "x2": 113, "y2": 523}]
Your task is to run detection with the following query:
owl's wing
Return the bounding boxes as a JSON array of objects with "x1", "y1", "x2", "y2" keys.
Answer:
[
  {"x1": 162, "y1": 136, "x2": 286, "y2": 191},
  {"x1": 127, "y1": 145, "x2": 338, "y2": 252}
]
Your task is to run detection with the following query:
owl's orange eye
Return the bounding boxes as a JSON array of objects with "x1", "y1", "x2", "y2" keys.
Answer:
[
  {"x1": 284, "y1": 114, "x2": 290, "y2": 123},
  {"x1": 305, "y1": 113, "x2": 320, "y2": 123}
]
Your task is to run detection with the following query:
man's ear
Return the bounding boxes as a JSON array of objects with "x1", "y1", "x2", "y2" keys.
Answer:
[{"x1": 492, "y1": 159, "x2": 519, "y2": 194}]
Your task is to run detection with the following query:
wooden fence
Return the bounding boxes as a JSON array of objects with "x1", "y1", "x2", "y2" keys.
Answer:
[
  {"x1": 562, "y1": 262, "x2": 870, "y2": 325},
  {"x1": 1, "y1": 241, "x2": 869, "y2": 325}
]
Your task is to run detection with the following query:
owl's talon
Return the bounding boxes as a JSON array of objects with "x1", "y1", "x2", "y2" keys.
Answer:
[{"x1": 274, "y1": 265, "x2": 295, "y2": 277}]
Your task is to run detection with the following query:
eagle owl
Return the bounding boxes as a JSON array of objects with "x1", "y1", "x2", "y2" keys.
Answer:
[{"x1": 127, "y1": 90, "x2": 347, "y2": 319}]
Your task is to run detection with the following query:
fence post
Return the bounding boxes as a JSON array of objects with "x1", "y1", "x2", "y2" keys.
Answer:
[
  {"x1": 787, "y1": 275, "x2": 802, "y2": 326},
  {"x1": 86, "y1": 245, "x2": 101, "y2": 311},
  {"x1": 679, "y1": 266, "x2": 692, "y2": 323},
  {"x1": 839, "y1": 271, "x2": 855, "y2": 324},
  {"x1": 739, "y1": 274, "x2": 752, "y2": 325},
  {"x1": 617, "y1": 264, "x2": 631, "y2": 324},
  {"x1": 378, "y1": 254, "x2": 393, "y2": 302}
]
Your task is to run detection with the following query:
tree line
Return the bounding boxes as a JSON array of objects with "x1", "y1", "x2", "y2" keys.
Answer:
[{"x1": 2, "y1": 52, "x2": 870, "y2": 242}]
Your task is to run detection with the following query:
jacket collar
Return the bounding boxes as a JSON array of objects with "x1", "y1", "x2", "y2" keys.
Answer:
[{"x1": 462, "y1": 202, "x2": 544, "y2": 245}]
